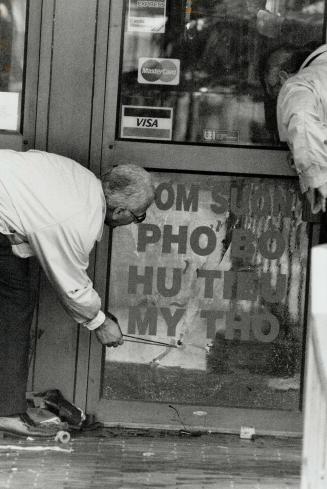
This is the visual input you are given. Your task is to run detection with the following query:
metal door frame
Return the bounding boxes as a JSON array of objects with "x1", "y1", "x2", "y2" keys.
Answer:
[{"x1": 84, "y1": 0, "x2": 326, "y2": 436}]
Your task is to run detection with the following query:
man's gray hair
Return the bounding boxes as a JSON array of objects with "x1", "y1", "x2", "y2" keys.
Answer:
[
  {"x1": 264, "y1": 45, "x2": 312, "y2": 92},
  {"x1": 264, "y1": 46, "x2": 296, "y2": 91},
  {"x1": 102, "y1": 164, "x2": 155, "y2": 211}
]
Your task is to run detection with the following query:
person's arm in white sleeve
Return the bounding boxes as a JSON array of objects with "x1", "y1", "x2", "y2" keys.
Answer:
[
  {"x1": 26, "y1": 213, "x2": 123, "y2": 346},
  {"x1": 278, "y1": 84, "x2": 327, "y2": 192},
  {"x1": 27, "y1": 221, "x2": 104, "y2": 329}
]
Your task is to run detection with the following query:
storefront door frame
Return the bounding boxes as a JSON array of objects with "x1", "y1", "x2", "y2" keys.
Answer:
[{"x1": 84, "y1": 0, "x2": 325, "y2": 436}]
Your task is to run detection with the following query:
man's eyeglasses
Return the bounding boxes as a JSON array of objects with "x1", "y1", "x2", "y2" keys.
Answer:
[{"x1": 129, "y1": 210, "x2": 146, "y2": 223}]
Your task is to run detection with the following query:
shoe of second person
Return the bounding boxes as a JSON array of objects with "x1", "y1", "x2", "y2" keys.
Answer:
[{"x1": 0, "y1": 413, "x2": 63, "y2": 438}]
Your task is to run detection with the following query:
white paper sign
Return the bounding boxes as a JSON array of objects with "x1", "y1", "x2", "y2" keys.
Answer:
[
  {"x1": 0, "y1": 92, "x2": 20, "y2": 131},
  {"x1": 128, "y1": 0, "x2": 167, "y2": 33}
]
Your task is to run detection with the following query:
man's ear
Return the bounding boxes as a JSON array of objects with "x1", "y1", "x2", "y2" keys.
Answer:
[
  {"x1": 112, "y1": 207, "x2": 127, "y2": 219},
  {"x1": 278, "y1": 70, "x2": 291, "y2": 85}
]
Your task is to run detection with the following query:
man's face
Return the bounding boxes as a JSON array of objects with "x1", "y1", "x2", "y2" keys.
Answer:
[
  {"x1": 264, "y1": 66, "x2": 284, "y2": 100},
  {"x1": 105, "y1": 205, "x2": 147, "y2": 228},
  {"x1": 265, "y1": 62, "x2": 292, "y2": 100}
]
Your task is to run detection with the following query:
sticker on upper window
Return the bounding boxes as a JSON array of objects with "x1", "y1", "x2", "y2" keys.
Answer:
[
  {"x1": 138, "y1": 58, "x2": 180, "y2": 85},
  {"x1": 128, "y1": 0, "x2": 167, "y2": 33},
  {"x1": 203, "y1": 129, "x2": 240, "y2": 144},
  {"x1": 121, "y1": 106, "x2": 173, "y2": 140}
]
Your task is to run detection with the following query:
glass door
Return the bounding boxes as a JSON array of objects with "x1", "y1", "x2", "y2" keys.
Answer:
[
  {"x1": 0, "y1": 0, "x2": 27, "y2": 149},
  {"x1": 86, "y1": 0, "x2": 326, "y2": 435}
]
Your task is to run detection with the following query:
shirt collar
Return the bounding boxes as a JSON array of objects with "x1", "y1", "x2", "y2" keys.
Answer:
[{"x1": 300, "y1": 44, "x2": 327, "y2": 71}]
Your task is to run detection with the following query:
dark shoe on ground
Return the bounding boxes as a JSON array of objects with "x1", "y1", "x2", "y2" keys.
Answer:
[
  {"x1": 33, "y1": 389, "x2": 85, "y2": 427},
  {"x1": 0, "y1": 413, "x2": 61, "y2": 438}
]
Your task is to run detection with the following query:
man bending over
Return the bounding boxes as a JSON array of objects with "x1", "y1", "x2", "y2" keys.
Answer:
[{"x1": 0, "y1": 150, "x2": 155, "y2": 437}]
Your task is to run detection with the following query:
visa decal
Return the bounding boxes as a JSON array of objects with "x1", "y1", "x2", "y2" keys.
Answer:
[{"x1": 121, "y1": 106, "x2": 173, "y2": 140}]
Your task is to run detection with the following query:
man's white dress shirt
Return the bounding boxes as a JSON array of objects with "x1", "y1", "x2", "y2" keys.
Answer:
[{"x1": 0, "y1": 150, "x2": 106, "y2": 330}]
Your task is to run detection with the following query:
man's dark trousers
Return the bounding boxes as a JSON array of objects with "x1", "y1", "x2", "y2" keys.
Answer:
[{"x1": 0, "y1": 234, "x2": 36, "y2": 416}]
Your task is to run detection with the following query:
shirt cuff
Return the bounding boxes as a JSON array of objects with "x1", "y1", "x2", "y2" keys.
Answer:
[{"x1": 83, "y1": 310, "x2": 105, "y2": 330}]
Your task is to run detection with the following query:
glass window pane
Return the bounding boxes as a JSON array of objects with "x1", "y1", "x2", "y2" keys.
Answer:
[
  {"x1": 118, "y1": 0, "x2": 325, "y2": 146},
  {"x1": 103, "y1": 172, "x2": 309, "y2": 411},
  {"x1": 0, "y1": 0, "x2": 27, "y2": 131}
]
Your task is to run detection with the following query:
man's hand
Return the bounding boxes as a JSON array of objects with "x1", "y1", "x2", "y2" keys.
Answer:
[
  {"x1": 306, "y1": 184, "x2": 327, "y2": 214},
  {"x1": 95, "y1": 315, "x2": 124, "y2": 347},
  {"x1": 317, "y1": 183, "x2": 327, "y2": 213}
]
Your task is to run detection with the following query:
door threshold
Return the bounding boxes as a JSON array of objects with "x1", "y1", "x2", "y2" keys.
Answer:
[
  {"x1": 96, "y1": 400, "x2": 303, "y2": 439},
  {"x1": 102, "y1": 421, "x2": 302, "y2": 438}
]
